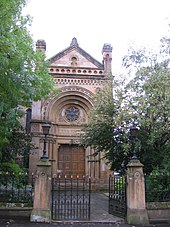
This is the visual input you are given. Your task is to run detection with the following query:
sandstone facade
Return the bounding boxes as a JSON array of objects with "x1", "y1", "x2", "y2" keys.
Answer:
[{"x1": 28, "y1": 38, "x2": 112, "y2": 188}]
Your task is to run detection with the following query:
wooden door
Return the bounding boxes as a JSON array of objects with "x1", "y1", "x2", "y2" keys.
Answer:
[{"x1": 58, "y1": 144, "x2": 85, "y2": 178}]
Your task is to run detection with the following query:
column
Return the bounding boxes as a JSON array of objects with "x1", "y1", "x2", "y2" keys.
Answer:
[
  {"x1": 126, "y1": 159, "x2": 149, "y2": 225},
  {"x1": 30, "y1": 160, "x2": 51, "y2": 223}
]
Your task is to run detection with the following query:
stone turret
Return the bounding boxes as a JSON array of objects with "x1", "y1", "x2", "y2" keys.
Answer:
[
  {"x1": 102, "y1": 43, "x2": 112, "y2": 75},
  {"x1": 36, "y1": 39, "x2": 46, "y2": 51}
]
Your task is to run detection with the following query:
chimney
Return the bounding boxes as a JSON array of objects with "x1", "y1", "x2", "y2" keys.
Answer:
[{"x1": 102, "y1": 43, "x2": 112, "y2": 75}]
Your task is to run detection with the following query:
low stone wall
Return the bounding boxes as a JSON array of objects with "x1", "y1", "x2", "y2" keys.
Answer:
[
  {"x1": 147, "y1": 202, "x2": 170, "y2": 222},
  {"x1": 0, "y1": 203, "x2": 32, "y2": 219}
]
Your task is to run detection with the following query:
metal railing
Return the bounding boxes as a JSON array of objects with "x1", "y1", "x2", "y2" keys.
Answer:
[
  {"x1": 0, "y1": 171, "x2": 34, "y2": 204},
  {"x1": 52, "y1": 175, "x2": 91, "y2": 220},
  {"x1": 145, "y1": 173, "x2": 170, "y2": 202},
  {"x1": 109, "y1": 174, "x2": 127, "y2": 218}
]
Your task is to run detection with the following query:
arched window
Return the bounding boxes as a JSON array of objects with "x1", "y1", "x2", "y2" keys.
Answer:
[
  {"x1": 26, "y1": 108, "x2": 32, "y2": 133},
  {"x1": 65, "y1": 106, "x2": 80, "y2": 122},
  {"x1": 71, "y1": 57, "x2": 78, "y2": 66}
]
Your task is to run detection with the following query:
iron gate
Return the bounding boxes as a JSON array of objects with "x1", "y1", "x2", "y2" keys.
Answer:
[
  {"x1": 52, "y1": 176, "x2": 91, "y2": 220},
  {"x1": 109, "y1": 174, "x2": 127, "y2": 218}
]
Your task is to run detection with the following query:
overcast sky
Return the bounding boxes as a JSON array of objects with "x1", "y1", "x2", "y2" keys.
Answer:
[{"x1": 23, "y1": 0, "x2": 170, "y2": 74}]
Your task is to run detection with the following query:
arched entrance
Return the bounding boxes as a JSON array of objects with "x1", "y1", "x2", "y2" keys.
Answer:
[{"x1": 43, "y1": 87, "x2": 94, "y2": 178}]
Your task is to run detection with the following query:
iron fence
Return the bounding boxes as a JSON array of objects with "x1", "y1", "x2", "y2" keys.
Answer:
[
  {"x1": 109, "y1": 174, "x2": 127, "y2": 218},
  {"x1": 145, "y1": 173, "x2": 170, "y2": 202},
  {"x1": 0, "y1": 171, "x2": 34, "y2": 204},
  {"x1": 52, "y1": 175, "x2": 91, "y2": 220}
]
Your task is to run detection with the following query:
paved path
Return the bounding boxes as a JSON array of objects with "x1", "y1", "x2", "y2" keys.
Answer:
[{"x1": 90, "y1": 192, "x2": 124, "y2": 223}]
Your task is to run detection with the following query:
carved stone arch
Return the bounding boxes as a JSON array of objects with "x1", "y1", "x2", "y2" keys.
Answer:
[
  {"x1": 61, "y1": 86, "x2": 94, "y2": 102},
  {"x1": 49, "y1": 95, "x2": 92, "y2": 124},
  {"x1": 42, "y1": 86, "x2": 94, "y2": 123}
]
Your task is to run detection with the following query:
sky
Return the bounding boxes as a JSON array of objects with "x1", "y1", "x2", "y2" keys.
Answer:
[{"x1": 23, "y1": 0, "x2": 170, "y2": 74}]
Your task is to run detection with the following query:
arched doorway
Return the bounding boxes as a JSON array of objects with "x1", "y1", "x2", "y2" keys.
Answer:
[{"x1": 43, "y1": 88, "x2": 93, "y2": 177}]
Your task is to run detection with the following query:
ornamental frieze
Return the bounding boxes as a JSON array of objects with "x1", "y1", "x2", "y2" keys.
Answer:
[
  {"x1": 55, "y1": 78, "x2": 104, "y2": 87},
  {"x1": 61, "y1": 86, "x2": 94, "y2": 99},
  {"x1": 58, "y1": 128, "x2": 81, "y2": 136}
]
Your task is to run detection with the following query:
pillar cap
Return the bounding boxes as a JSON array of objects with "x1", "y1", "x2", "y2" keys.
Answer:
[
  {"x1": 102, "y1": 43, "x2": 112, "y2": 53},
  {"x1": 36, "y1": 39, "x2": 46, "y2": 51},
  {"x1": 127, "y1": 159, "x2": 144, "y2": 167},
  {"x1": 37, "y1": 159, "x2": 51, "y2": 167}
]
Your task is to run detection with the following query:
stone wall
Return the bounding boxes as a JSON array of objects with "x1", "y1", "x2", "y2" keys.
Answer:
[
  {"x1": 147, "y1": 202, "x2": 170, "y2": 222},
  {"x1": 0, "y1": 203, "x2": 32, "y2": 219}
]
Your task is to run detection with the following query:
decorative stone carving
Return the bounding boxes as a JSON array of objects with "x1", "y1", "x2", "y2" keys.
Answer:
[
  {"x1": 65, "y1": 106, "x2": 80, "y2": 122},
  {"x1": 61, "y1": 86, "x2": 93, "y2": 97},
  {"x1": 41, "y1": 86, "x2": 94, "y2": 120},
  {"x1": 31, "y1": 123, "x2": 40, "y2": 132},
  {"x1": 58, "y1": 128, "x2": 81, "y2": 136},
  {"x1": 40, "y1": 172, "x2": 46, "y2": 177},
  {"x1": 134, "y1": 171, "x2": 141, "y2": 179}
]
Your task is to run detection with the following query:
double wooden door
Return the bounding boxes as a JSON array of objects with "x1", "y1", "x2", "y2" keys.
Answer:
[{"x1": 58, "y1": 144, "x2": 85, "y2": 178}]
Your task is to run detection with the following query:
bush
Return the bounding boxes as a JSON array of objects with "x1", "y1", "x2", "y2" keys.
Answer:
[
  {"x1": 145, "y1": 171, "x2": 170, "y2": 202},
  {"x1": 0, "y1": 161, "x2": 27, "y2": 186}
]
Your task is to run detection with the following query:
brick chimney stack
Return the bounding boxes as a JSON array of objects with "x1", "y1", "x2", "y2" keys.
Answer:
[
  {"x1": 36, "y1": 39, "x2": 46, "y2": 52},
  {"x1": 102, "y1": 43, "x2": 112, "y2": 75}
]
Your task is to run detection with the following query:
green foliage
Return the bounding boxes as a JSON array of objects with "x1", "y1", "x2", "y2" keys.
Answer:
[
  {"x1": 124, "y1": 46, "x2": 170, "y2": 173},
  {"x1": 0, "y1": 163, "x2": 32, "y2": 204},
  {"x1": 0, "y1": 161, "x2": 26, "y2": 186},
  {"x1": 81, "y1": 79, "x2": 132, "y2": 172},
  {"x1": 81, "y1": 39, "x2": 170, "y2": 174},
  {"x1": 0, "y1": 161, "x2": 24, "y2": 174},
  {"x1": 145, "y1": 171, "x2": 170, "y2": 202},
  {"x1": 0, "y1": 128, "x2": 34, "y2": 168},
  {"x1": 0, "y1": 0, "x2": 57, "y2": 147}
]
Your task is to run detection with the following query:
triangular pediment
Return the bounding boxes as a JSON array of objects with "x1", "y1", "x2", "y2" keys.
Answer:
[{"x1": 49, "y1": 38, "x2": 103, "y2": 69}]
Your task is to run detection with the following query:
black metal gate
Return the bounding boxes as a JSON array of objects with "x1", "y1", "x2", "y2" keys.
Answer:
[
  {"x1": 109, "y1": 174, "x2": 127, "y2": 218},
  {"x1": 52, "y1": 176, "x2": 91, "y2": 220}
]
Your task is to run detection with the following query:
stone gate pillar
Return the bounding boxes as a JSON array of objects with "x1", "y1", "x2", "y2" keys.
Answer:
[
  {"x1": 126, "y1": 159, "x2": 149, "y2": 225},
  {"x1": 30, "y1": 160, "x2": 51, "y2": 223}
]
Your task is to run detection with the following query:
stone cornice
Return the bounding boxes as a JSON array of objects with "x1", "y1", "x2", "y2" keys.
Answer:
[{"x1": 49, "y1": 67, "x2": 104, "y2": 77}]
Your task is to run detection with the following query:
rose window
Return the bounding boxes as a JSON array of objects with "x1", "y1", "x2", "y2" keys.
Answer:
[{"x1": 65, "y1": 106, "x2": 80, "y2": 122}]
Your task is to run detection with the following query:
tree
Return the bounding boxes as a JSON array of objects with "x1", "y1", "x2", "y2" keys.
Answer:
[
  {"x1": 0, "y1": 0, "x2": 56, "y2": 147},
  {"x1": 81, "y1": 40, "x2": 170, "y2": 174},
  {"x1": 80, "y1": 79, "x2": 132, "y2": 172},
  {"x1": 125, "y1": 50, "x2": 170, "y2": 173}
]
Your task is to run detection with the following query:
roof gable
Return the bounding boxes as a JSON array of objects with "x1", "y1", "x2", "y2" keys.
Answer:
[{"x1": 49, "y1": 38, "x2": 103, "y2": 69}]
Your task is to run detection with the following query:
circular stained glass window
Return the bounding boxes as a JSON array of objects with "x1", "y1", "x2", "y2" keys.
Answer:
[{"x1": 65, "y1": 106, "x2": 80, "y2": 122}]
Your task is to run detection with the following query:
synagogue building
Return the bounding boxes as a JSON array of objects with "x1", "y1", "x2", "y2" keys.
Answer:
[{"x1": 28, "y1": 38, "x2": 112, "y2": 188}]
